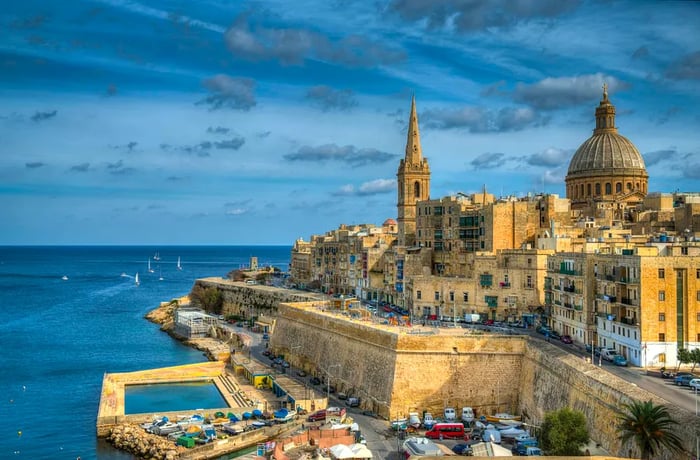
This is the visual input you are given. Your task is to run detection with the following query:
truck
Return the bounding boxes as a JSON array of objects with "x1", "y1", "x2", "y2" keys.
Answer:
[{"x1": 464, "y1": 314, "x2": 481, "y2": 323}]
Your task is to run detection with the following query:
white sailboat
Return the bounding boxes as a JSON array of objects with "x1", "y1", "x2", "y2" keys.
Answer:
[
  {"x1": 135, "y1": 272, "x2": 140, "y2": 286},
  {"x1": 159, "y1": 267, "x2": 164, "y2": 281},
  {"x1": 176, "y1": 256, "x2": 182, "y2": 271},
  {"x1": 148, "y1": 258, "x2": 154, "y2": 273},
  {"x1": 153, "y1": 252, "x2": 161, "y2": 261}
]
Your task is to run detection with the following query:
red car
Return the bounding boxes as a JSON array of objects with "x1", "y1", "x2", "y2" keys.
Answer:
[
  {"x1": 561, "y1": 335, "x2": 573, "y2": 344},
  {"x1": 307, "y1": 410, "x2": 326, "y2": 422}
]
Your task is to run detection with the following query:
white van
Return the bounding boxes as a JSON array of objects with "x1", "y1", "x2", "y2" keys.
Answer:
[
  {"x1": 461, "y1": 407, "x2": 474, "y2": 423},
  {"x1": 444, "y1": 407, "x2": 456, "y2": 421},
  {"x1": 600, "y1": 348, "x2": 617, "y2": 361}
]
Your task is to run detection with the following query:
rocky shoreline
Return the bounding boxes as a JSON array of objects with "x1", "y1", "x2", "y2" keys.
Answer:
[{"x1": 107, "y1": 423, "x2": 185, "y2": 460}]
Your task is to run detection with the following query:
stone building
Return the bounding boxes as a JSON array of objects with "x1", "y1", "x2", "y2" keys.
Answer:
[
  {"x1": 565, "y1": 85, "x2": 648, "y2": 220},
  {"x1": 397, "y1": 96, "x2": 430, "y2": 247}
]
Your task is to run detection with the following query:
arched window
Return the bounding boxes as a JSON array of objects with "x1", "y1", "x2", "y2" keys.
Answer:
[
  {"x1": 605, "y1": 183, "x2": 612, "y2": 194},
  {"x1": 414, "y1": 181, "x2": 420, "y2": 198},
  {"x1": 587, "y1": 184, "x2": 591, "y2": 196},
  {"x1": 595, "y1": 183, "x2": 601, "y2": 195},
  {"x1": 580, "y1": 184, "x2": 584, "y2": 197},
  {"x1": 616, "y1": 182, "x2": 622, "y2": 193},
  {"x1": 635, "y1": 182, "x2": 639, "y2": 190}
]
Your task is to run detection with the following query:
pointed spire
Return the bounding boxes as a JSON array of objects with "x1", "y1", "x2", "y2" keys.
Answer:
[
  {"x1": 405, "y1": 94, "x2": 423, "y2": 163},
  {"x1": 594, "y1": 83, "x2": 616, "y2": 134}
]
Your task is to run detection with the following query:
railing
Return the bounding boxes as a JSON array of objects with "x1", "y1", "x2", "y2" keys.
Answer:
[
  {"x1": 563, "y1": 302, "x2": 573, "y2": 309},
  {"x1": 554, "y1": 299, "x2": 562, "y2": 306},
  {"x1": 620, "y1": 297, "x2": 640, "y2": 307},
  {"x1": 573, "y1": 304, "x2": 583, "y2": 311},
  {"x1": 559, "y1": 268, "x2": 581, "y2": 275},
  {"x1": 499, "y1": 282, "x2": 511, "y2": 288},
  {"x1": 620, "y1": 317, "x2": 639, "y2": 326},
  {"x1": 617, "y1": 277, "x2": 640, "y2": 284},
  {"x1": 563, "y1": 285, "x2": 575, "y2": 293}
]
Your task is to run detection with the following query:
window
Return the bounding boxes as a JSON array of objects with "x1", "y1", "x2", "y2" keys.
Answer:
[
  {"x1": 697, "y1": 268, "x2": 700, "y2": 279},
  {"x1": 697, "y1": 312, "x2": 700, "y2": 322},
  {"x1": 463, "y1": 292, "x2": 468, "y2": 302},
  {"x1": 526, "y1": 275, "x2": 533, "y2": 288},
  {"x1": 616, "y1": 182, "x2": 622, "y2": 193},
  {"x1": 416, "y1": 290, "x2": 421, "y2": 300},
  {"x1": 414, "y1": 181, "x2": 420, "y2": 198},
  {"x1": 659, "y1": 313, "x2": 665, "y2": 322},
  {"x1": 659, "y1": 333, "x2": 665, "y2": 342},
  {"x1": 595, "y1": 183, "x2": 601, "y2": 195},
  {"x1": 658, "y1": 291, "x2": 665, "y2": 301},
  {"x1": 587, "y1": 183, "x2": 591, "y2": 196},
  {"x1": 434, "y1": 291, "x2": 440, "y2": 301},
  {"x1": 697, "y1": 291, "x2": 700, "y2": 301},
  {"x1": 449, "y1": 291, "x2": 454, "y2": 302},
  {"x1": 658, "y1": 268, "x2": 665, "y2": 279},
  {"x1": 605, "y1": 183, "x2": 612, "y2": 194}
]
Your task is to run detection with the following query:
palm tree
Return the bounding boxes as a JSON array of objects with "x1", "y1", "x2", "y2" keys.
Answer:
[{"x1": 616, "y1": 400, "x2": 684, "y2": 460}]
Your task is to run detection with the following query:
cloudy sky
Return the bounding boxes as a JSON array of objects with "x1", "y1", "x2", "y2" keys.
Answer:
[{"x1": 2, "y1": 0, "x2": 699, "y2": 245}]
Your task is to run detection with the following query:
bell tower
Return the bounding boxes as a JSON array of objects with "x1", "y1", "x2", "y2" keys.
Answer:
[{"x1": 397, "y1": 96, "x2": 431, "y2": 246}]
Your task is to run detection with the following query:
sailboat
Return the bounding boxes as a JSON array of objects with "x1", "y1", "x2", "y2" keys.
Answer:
[
  {"x1": 177, "y1": 256, "x2": 183, "y2": 271},
  {"x1": 148, "y1": 258, "x2": 154, "y2": 273},
  {"x1": 153, "y1": 252, "x2": 161, "y2": 261},
  {"x1": 158, "y1": 267, "x2": 164, "y2": 281},
  {"x1": 135, "y1": 273, "x2": 140, "y2": 286}
]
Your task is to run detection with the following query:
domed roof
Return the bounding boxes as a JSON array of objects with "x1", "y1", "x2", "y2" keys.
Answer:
[
  {"x1": 567, "y1": 132, "x2": 645, "y2": 175},
  {"x1": 567, "y1": 86, "x2": 647, "y2": 177},
  {"x1": 383, "y1": 218, "x2": 397, "y2": 226}
]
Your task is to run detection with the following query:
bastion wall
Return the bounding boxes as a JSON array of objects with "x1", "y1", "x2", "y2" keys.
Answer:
[{"x1": 196, "y1": 282, "x2": 697, "y2": 459}]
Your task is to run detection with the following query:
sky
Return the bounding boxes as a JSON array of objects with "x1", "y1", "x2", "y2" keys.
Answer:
[{"x1": 1, "y1": 0, "x2": 699, "y2": 245}]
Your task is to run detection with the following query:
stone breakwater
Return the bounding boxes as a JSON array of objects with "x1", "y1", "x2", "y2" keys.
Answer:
[{"x1": 107, "y1": 423, "x2": 184, "y2": 460}]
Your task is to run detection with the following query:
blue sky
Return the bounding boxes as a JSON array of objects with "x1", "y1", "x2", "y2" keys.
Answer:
[{"x1": 2, "y1": 0, "x2": 699, "y2": 245}]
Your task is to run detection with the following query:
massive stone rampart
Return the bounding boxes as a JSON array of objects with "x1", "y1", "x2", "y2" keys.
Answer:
[
  {"x1": 195, "y1": 278, "x2": 323, "y2": 316},
  {"x1": 270, "y1": 301, "x2": 697, "y2": 459}
]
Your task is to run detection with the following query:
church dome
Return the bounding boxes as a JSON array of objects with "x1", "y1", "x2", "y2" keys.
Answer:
[
  {"x1": 567, "y1": 132, "x2": 645, "y2": 176},
  {"x1": 383, "y1": 218, "x2": 397, "y2": 226},
  {"x1": 566, "y1": 86, "x2": 647, "y2": 179}
]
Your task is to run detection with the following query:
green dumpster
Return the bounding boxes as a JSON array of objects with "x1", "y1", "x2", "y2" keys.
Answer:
[{"x1": 177, "y1": 436, "x2": 195, "y2": 448}]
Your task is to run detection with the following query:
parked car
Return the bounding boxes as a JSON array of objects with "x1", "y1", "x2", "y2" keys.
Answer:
[
  {"x1": 585, "y1": 343, "x2": 592, "y2": 352},
  {"x1": 296, "y1": 370, "x2": 307, "y2": 377},
  {"x1": 689, "y1": 379, "x2": 700, "y2": 391},
  {"x1": 560, "y1": 335, "x2": 573, "y2": 344},
  {"x1": 307, "y1": 410, "x2": 326, "y2": 422},
  {"x1": 675, "y1": 374, "x2": 695, "y2": 386},
  {"x1": 337, "y1": 392, "x2": 348, "y2": 400},
  {"x1": 612, "y1": 355, "x2": 628, "y2": 366},
  {"x1": 452, "y1": 443, "x2": 471, "y2": 455},
  {"x1": 310, "y1": 377, "x2": 321, "y2": 385},
  {"x1": 548, "y1": 330, "x2": 561, "y2": 340}
]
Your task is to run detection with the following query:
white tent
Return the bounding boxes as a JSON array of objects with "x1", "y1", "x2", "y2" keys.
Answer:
[
  {"x1": 349, "y1": 443, "x2": 373, "y2": 458},
  {"x1": 329, "y1": 444, "x2": 355, "y2": 459}
]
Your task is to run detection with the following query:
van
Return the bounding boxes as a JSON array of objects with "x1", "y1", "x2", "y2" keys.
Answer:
[
  {"x1": 245, "y1": 279, "x2": 256, "y2": 285},
  {"x1": 443, "y1": 407, "x2": 456, "y2": 421},
  {"x1": 600, "y1": 348, "x2": 617, "y2": 361},
  {"x1": 346, "y1": 397, "x2": 360, "y2": 407},
  {"x1": 425, "y1": 422, "x2": 465, "y2": 440},
  {"x1": 461, "y1": 407, "x2": 474, "y2": 423}
]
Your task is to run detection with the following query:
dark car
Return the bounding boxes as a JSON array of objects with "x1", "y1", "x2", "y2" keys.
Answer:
[
  {"x1": 675, "y1": 374, "x2": 695, "y2": 386},
  {"x1": 361, "y1": 410, "x2": 376, "y2": 418},
  {"x1": 548, "y1": 330, "x2": 561, "y2": 340},
  {"x1": 560, "y1": 335, "x2": 573, "y2": 344},
  {"x1": 296, "y1": 370, "x2": 307, "y2": 377},
  {"x1": 452, "y1": 443, "x2": 471, "y2": 455},
  {"x1": 310, "y1": 377, "x2": 321, "y2": 385},
  {"x1": 262, "y1": 350, "x2": 271, "y2": 356}
]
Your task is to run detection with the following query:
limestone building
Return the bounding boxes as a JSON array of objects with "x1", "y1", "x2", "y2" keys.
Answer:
[
  {"x1": 565, "y1": 85, "x2": 648, "y2": 220},
  {"x1": 397, "y1": 96, "x2": 430, "y2": 247}
]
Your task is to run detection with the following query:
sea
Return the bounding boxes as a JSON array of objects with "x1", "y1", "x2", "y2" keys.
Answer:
[{"x1": 0, "y1": 246, "x2": 291, "y2": 460}]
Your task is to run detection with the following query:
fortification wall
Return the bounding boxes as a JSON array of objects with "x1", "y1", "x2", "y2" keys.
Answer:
[
  {"x1": 271, "y1": 301, "x2": 697, "y2": 458},
  {"x1": 195, "y1": 278, "x2": 323, "y2": 316},
  {"x1": 271, "y1": 303, "x2": 526, "y2": 420},
  {"x1": 519, "y1": 340, "x2": 697, "y2": 459}
]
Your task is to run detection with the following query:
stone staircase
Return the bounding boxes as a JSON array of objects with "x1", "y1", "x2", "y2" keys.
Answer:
[{"x1": 217, "y1": 374, "x2": 252, "y2": 408}]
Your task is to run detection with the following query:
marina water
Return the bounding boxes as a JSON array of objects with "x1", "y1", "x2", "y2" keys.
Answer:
[{"x1": 0, "y1": 246, "x2": 290, "y2": 459}]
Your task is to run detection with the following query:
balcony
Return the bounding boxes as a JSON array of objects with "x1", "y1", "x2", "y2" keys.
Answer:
[
  {"x1": 554, "y1": 299, "x2": 562, "y2": 306},
  {"x1": 499, "y1": 282, "x2": 511, "y2": 289},
  {"x1": 563, "y1": 302, "x2": 573, "y2": 309},
  {"x1": 573, "y1": 304, "x2": 583, "y2": 311},
  {"x1": 563, "y1": 285, "x2": 576, "y2": 293},
  {"x1": 619, "y1": 297, "x2": 640, "y2": 307},
  {"x1": 597, "y1": 294, "x2": 617, "y2": 303},
  {"x1": 617, "y1": 277, "x2": 640, "y2": 284},
  {"x1": 619, "y1": 317, "x2": 639, "y2": 326},
  {"x1": 559, "y1": 268, "x2": 580, "y2": 276}
]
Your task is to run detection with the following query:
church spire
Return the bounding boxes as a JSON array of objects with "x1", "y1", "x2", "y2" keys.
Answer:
[
  {"x1": 594, "y1": 83, "x2": 617, "y2": 134},
  {"x1": 405, "y1": 94, "x2": 423, "y2": 163}
]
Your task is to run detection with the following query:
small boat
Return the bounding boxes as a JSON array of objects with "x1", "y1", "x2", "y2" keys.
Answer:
[
  {"x1": 120, "y1": 272, "x2": 128, "y2": 277},
  {"x1": 177, "y1": 256, "x2": 183, "y2": 271},
  {"x1": 408, "y1": 412, "x2": 421, "y2": 429},
  {"x1": 221, "y1": 422, "x2": 244, "y2": 435},
  {"x1": 153, "y1": 252, "x2": 160, "y2": 261},
  {"x1": 148, "y1": 259, "x2": 154, "y2": 273},
  {"x1": 135, "y1": 272, "x2": 140, "y2": 286},
  {"x1": 61, "y1": 275, "x2": 69, "y2": 281},
  {"x1": 152, "y1": 422, "x2": 181, "y2": 435},
  {"x1": 391, "y1": 417, "x2": 407, "y2": 430},
  {"x1": 159, "y1": 267, "x2": 163, "y2": 281},
  {"x1": 484, "y1": 413, "x2": 521, "y2": 423},
  {"x1": 177, "y1": 414, "x2": 204, "y2": 427},
  {"x1": 422, "y1": 412, "x2": 436, "y2": 429}
]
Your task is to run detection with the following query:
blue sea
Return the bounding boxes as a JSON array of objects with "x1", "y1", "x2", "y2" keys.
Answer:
[{"x1": 0, "y1": 246, "x2": 290, "y2": 460}]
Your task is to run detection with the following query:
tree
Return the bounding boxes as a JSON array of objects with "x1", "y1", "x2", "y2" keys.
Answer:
[
  {"x1": 189, "y1": 284, "x2": 223, "y2": 315},
  {"x1": 676, "y1": 348, "x2": 691, "y2": 372},
  {"x1": 616, "y1": 399, "x2": 684, "y2": 460},
  {"x1": 540, "y1": 407, "x2": 589, "y2": 456},
  {"x1": 689, "y1": 348, "x2": 700, "y2": 373}
]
